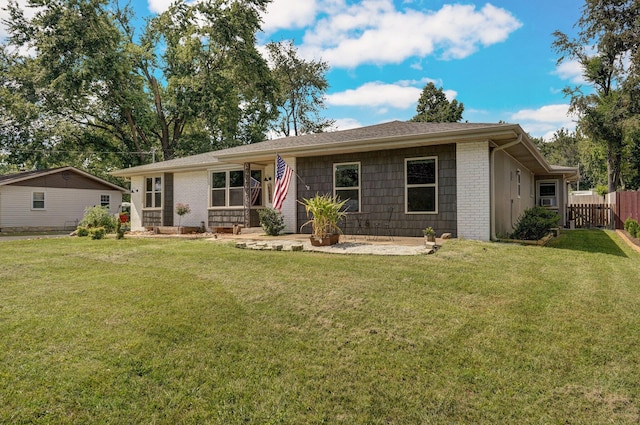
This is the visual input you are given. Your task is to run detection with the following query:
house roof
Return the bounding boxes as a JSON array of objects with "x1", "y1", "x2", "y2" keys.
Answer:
[
  {"x1": 112, "y1": 120, "x2": 579, "y2": 180},
  {"x1": 0, "y1": 166, "x2": 128, "y2": 192}
]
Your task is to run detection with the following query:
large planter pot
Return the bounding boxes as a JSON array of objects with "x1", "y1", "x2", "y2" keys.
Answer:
[
  {"x1": 425, "y1": 235, "x2": 436, "y2": 243},
  {"x1": 310, "y1": 234, "x2": 340, "y2": 246}
]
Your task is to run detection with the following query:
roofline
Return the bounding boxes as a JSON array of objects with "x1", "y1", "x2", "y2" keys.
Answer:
[
  {"x1": 112, "y1": 125, "x2": 523, "y2": 177},
  {"x1": 111, "y1": 122, "x2": 580, "y2": 181},
  {"x1": 1, "y1": 166, "x2": 129, "y2": 192},
  {"x1": 217, "y1": 125, "x2": 523, "y2": 162}
]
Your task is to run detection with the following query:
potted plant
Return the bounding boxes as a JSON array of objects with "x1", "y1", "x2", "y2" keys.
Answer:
[
  {"x1": 299, "y1": 194, "x2": 348, "y2": 246},
  {"x1": 423, "y1": 226, "x2": 436, "y2": 243},
  {"x1": 175, "y1": 203, "x2": 191, "y2": 234}
]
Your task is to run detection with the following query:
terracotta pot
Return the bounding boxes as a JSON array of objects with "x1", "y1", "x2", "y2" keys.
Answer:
[{"x1": 310, "y1": 234, "x2": 340, "y2": 246}]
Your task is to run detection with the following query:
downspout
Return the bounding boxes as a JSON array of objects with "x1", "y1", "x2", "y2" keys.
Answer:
[{"x1": 490, "y1": 133, "x2": 522, "y2": 241}]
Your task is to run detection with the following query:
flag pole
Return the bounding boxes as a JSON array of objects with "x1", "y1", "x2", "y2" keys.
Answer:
[{"x1": 276, "y1": 153, "x2": 310, "y2": 190}]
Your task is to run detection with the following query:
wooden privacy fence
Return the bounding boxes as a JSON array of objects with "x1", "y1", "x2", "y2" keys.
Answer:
[
  {"x1": 567, "y1": 204, "x2": 611, "y2": 228},
  {"x1": 613, "y1": 191, "x2": 640, "y2": 229}
]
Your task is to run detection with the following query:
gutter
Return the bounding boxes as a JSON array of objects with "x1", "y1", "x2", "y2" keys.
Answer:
[{"x1": 490, "y1": 133, "x2": 522, "y2": 241}]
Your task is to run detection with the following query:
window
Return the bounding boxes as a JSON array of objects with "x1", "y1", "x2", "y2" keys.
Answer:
[
  {"x1": 405, "y1": 157, "x2": 437, "y2": 213},
  {"x1": 334, "y1": 162, "x2": 360, "y2": 212},
  {"x1": 211, "y1": 169, "x2": 262, "y2": 208},
  {"x1": 538, "y1": 181, "x2": 558, "y2": 207},
  {"x1": 100, "y1": 194, "x2": 110, "y2": 208},
  {"x1": 32, "y1": 192, "x2": 45, "y2": 209},
  {"x1": 516, "y1": 169, "x2": 521, "y2": 198},
  {"x1": 145, "y1": 177, "x2": 162, "y2": 208}
]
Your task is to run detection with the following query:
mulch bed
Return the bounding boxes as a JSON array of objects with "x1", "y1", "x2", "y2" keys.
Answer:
[{"x1": 621, "y1": 230, "x2": 640, "y2": 249}]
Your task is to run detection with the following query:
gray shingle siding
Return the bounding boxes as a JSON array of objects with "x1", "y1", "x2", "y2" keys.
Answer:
[{"x1": 296, "y1": 144, "x2": 456, "y2": 238}]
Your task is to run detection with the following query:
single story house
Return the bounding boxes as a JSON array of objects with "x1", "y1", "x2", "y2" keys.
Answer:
[
  {"x1": 0, "y1": 166, "x2": 127, "y2": 233},
  {"x1": 112, "y1": 121, "x2": 578, "y2": 241}
]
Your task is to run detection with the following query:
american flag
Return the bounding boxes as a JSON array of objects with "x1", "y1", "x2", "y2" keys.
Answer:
[
  {"x1": 273, "y1": 154, "x2": 293, "y2": 211},
  {"x1": 250, "y1": 176, "x2": 261, "y2": 205}
]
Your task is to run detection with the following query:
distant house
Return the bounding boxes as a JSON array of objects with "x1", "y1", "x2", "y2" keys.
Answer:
[
  {"x1": 112, "y1": 121, "x2": 578, "y2": 241},
  {"x1": 0, "y1": 166, "x2": 128, "y2": 233}
]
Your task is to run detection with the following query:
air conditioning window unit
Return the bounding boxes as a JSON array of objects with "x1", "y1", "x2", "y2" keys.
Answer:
[{"x1": 540, "y1": 197, "x2": 556, "y2": 207}]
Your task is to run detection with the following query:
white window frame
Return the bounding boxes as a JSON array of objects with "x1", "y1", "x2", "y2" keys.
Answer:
[
  {"x1": 210, "y1": 169, "x2": 263, "y2": 209},
  {"x1": 405, "y1": 156, "x2": 438, "y2": 214},
  {"x1": 144, "y1": 176, "x2": 162, "y2": 209},
  {"x1": 100, "y1": 194, "x2": 110, "y2": 208},
  {"x1": 516, "y1": 169, "x2": 521, "y2": 198},
  {"x1": 333, "y1": 162, "x2": 361, "y2": 212},
  {"x1": 537, "y1": 180, "x2": 559, "y2": 208},
  {"x1": 32, "y1": 191, "x2": 45, "y2": 210}
]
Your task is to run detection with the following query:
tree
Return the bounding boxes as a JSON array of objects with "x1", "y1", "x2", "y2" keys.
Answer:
[
  {"x1": 553, "y1": 0, "x2": 640, "y2": 192},
  {"x1": 265, "y1": 40, "x2": 334, "y2": 137},
  {"x1": 1, "y1": 0, "x2": 277, "y2": 168},
  {"x1": 410, "y1": 82, "x2": 464, "y2": 123}
]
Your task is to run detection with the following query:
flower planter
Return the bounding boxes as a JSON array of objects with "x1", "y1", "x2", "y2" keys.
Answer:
[{"x1": 310, "y1": 234, "x2": 340, "y2": 246}]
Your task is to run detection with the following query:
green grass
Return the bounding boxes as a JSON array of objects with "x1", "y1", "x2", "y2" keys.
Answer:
[{"x1": 1, "y1": 230, "x2": 639, "y2": 424}]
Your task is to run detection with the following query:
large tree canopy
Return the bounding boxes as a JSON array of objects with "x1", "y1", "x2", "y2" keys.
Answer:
[
  {"x1": 1, "y1": 0, "x2": 277, "y2": 169},
  {"x1": 410, "y1": 82, "x2": 464, "y2": 123},
  {"x1": 553, "y1": 0, "x2": 640, "y2": 192},
  {"x1": 265, "y1": 40, "x2": 334, "y2": 137}
]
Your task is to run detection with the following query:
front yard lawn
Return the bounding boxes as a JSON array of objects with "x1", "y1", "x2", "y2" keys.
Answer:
[{"x1": 1, "y1": 230, "x2": 639, "y2": 424}]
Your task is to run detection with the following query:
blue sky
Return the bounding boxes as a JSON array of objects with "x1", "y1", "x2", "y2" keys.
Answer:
[{"x1": 2, "y1": 0, "x2": 588, "y2": 139}]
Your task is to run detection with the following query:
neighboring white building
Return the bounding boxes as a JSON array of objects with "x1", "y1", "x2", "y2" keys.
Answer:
[{"x1": 0, "y1": 166, "x2": 128, "y2": 233}]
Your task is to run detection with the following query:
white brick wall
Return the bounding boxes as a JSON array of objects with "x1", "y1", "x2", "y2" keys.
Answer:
[
  {"x1": 456, "y1": 141, "x2": 491, "y2": 241},
  {"x1": 129, "y1": 175, "x2": 144, "y2": 231},
  {"x1": 173, "y1": 171, "x2": 209, "y2": 228}
]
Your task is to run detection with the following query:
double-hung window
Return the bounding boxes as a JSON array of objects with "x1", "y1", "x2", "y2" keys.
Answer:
[
  {"x1": 145, "y1": 177, "x2": 162, "y2": 208},
  {"x1": 100, "y1": 194, "x2": 110, "y2": 208},
  {"x1": 32, "y1": 192, "x2": 45, "y2": 210},
  {"x1": 405, "y1": 157, "x2": 437, "y2": 213},
  {"x1": 334, "y1": 162, "x2": 360, "y2": 212},
  {"x1": 211, "y1": 170, "x2": 262, "y2": 207}
]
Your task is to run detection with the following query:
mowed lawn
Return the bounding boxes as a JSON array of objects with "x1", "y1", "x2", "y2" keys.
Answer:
[{"x1": 1, "y1": 230, "x2": 639, "y2": 424}]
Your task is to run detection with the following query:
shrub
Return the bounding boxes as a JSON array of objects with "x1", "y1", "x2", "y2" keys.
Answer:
[
  {"x1": 258, "y1": 208, "x2": 286, "y2": 236},
  {"x1": 116, "y1": 220, "x2": 125, "y2": 240},
  {"x1": 79, "y1": 206, "x2": 116, "y2": 233},
  {"x1": 624, "y1": 218, "x2": 638, "y2": 236},
  {"x1": 76, "y1": 226, "x2": 89, "y2": 237},
  {"x1": 511, "y1": 206, "x2": 560, "y2": 241},
  {"x1": 89, "y1": 227, "x2": 106, "y2": 240}
]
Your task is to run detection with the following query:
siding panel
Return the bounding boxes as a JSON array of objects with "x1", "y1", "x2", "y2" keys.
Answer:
[{"x1": 296, "y1": 145, "x2": 457, "y2": 237}]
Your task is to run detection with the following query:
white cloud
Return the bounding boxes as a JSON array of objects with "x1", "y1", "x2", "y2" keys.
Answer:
[
  {"x1": 147, "y1": 0, "x2": 173, "y2": 14},
  {"x1": 511, "y1": 104, "x2": 574, "y2": 123},
  {"x1": 294, "y1": 0, "x2": 521, "y2": 68},
  {"x1": 554, "y1": 59, "x2": 586, "y2": 84},
  {"x1": 333, "y1": 117, "x2": 362, "y2": 131},
  {"x1": 511, "y1": 104, "x2": 578, "y2": 139},
  {"x1": 261, "y1": 0, "x2": 319, "y2": 33},
  {"x1": 326, "y1": 81, "x2": 422, "y2": 109}
]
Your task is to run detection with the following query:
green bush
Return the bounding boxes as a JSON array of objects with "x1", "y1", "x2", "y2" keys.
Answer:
[
  {"x1": 258, "y1": 208, "x2": 286, "y2": 236},
  {"x1": 89, "y1": 227, "x2": 106, "y2": 240},
  {"x1": 78, "y1": 206, "x2": 116, "y2": 233},
  {"x1": 116, "y1": 220, "x2": 125, "y2": 240},
  {"x1": 511, "y1": 206, "x2": 560, "y2": 241},
  {"x1": 624, "y1": 218, "x2": 639, "y2": 236},
  {"x1": 76, "y1": 226, "x2": 89, "y2": 237}
]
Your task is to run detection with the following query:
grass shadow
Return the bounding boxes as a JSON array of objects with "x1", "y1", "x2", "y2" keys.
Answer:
[{"x1": 546, "y1": 229, "x2": 629, "y2": 257}]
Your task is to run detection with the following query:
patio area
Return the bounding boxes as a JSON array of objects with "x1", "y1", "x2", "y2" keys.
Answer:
[{"x1": 210, "y1": 227, "x2": 442, "y2": 255}]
